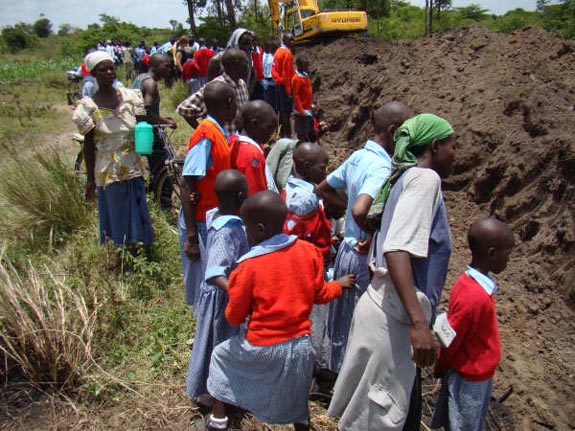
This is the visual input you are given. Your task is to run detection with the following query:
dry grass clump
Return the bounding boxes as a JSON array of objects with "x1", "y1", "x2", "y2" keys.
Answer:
[{"x1": 0, "y1": 256, "x2": 98, "y2": 391}]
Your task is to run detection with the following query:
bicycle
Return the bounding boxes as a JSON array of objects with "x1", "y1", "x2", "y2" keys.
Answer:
[
  {"x1": 151, "y1": 124, "x2": 184, "y2": 221},
  {"x1": 66, "y1": 70, "x2": 82, "y2": 106}
]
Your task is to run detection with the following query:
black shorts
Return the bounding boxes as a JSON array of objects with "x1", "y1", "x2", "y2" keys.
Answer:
[{"x1": 277, "y1": 85, "x2": 293, "y2": 113}]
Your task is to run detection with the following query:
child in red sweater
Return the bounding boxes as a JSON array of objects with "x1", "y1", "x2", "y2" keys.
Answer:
[
  {"x1": 431, "y1": 217, "x2": 515, "y2": 431},
  {"x1": 291, "y1": 55, "x2": 314, "y2": 142},
  {"x1": 229, "y1": 100, "x2": 278, "y2": 195},
  {"x1": 206, "y1": 191, "x2": 355, "y2": 431}
]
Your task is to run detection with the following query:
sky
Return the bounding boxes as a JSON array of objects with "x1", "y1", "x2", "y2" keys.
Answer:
[{"x1": 0, "y1": 0, "x2": 561, "y2": 30}]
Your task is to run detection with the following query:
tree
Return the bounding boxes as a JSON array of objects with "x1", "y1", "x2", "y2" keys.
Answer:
[
  {"x1": 537, "y1": 0, "x2": 549, "y2": 12},
  {"x1": 169, "y1": 19, "x2": 178, "y2": 31},
  {"x1": 58, "y1": 23, "x2": 73, "y2": 36},
  {"x1": 32, "y1": 18, "x2": 52, "y2": 38},
  {"x1": 184, "y1": 0, "x2": 208, "y2": 33},
  {"x1": 456, "y1": 4, "x2": 489, "y2": 20},
  {"x1": 434, "y1": 0, "x2": 451, "y2": 18},
  {"x1": 1, "y1": 26, "x2": 34, "y2": 52},
  {"x1": 225, "y1": 0, "x2": 237, "y2": 28}
]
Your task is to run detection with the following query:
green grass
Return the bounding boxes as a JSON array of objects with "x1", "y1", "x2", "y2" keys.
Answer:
[{"x1": 0, "y1": 57, "x2": 78, "y2": 83}]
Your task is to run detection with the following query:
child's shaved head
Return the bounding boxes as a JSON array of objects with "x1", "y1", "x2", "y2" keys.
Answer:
[
  {"x1": 372, "y1": 101, "x2": 415, "y2": 135},
  {"x1": 241, "y1": 191, "x2": 287, "y2": 243},
  {"x1": 293, "y1": 142, "x2": 328, "y2": 184},
  {"x1": 240, "y1": 100, "x2": 278, "y2": 144},
  {"x1": 468, "y1": 218, "x2": 514, "y2": 253},
  {"x1": 215, "y1": 169, "x2": 248, "y2": 204},
  {"x1": 204, "y1": 81, "x2": 235, "y2": 113},
  {"x1": 468, "y1": 217, "x2": 515, "y2": 274}
]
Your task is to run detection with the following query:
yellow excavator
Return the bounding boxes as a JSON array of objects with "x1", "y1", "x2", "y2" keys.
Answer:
[{"x1": 269, "y1": 0, "x2": 368, "y2": 43}]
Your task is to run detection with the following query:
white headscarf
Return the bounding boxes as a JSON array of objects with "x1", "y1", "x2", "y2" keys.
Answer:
[
  {"x1": 226, "y1": 28, "x2": 250, "y2": 50},
  {"x1": 84, "y1": 51, "x2": 114, "y2": 72}
]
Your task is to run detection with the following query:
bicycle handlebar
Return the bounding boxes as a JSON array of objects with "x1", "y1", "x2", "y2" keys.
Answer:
[{"x1": 153, "y1": 123, "x2": 177, "y2": 130}]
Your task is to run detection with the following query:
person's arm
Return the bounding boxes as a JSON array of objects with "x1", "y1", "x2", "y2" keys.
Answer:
[
  {"x1": 316, "y1": 179, "x2": 347, "y2": 212},
  {"x1": 176, "y1": 51, "x2": 184, "y2": 73},
  {"x1": 83, "y1": 129, "x2": 97, "y2": 200},
  {"x1": 176, "y1": 91, "x2": 204, "y2": 128},
  {"x1": 385, "y1": 251, "x2": 437, "y2": 368},
  {"x1": 225, "y1": 266, "x2": 254, "y2": 326},
  {"x1": 140, "y1": 79, "x2": 177, "y2": 126},
  {"x1": 180, "y1": 175, "x2": 201, "y2": 261},
  {"x1": 292, "y1": 76, "x2": 304, "y2": 114},
  {"x1": 351, "y1": 193, "x2": 374, "y2": 232},
  {"x1": 284, "y1": 52, "x2": 295, "y2": 96}
]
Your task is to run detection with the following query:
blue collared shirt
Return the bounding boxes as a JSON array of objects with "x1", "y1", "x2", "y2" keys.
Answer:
[
  {"x1": 466, "y1": 265, "x2": 498, "y2": 295},
  {"x1": 327, "y1": 139, "x2": 392, "y2": 245},
  {"x1": 182, "y1": 116, "x2": 229, "y2": 178},
  {"x1": 238, "y1": 233, "x2": 297, "y2": 263}
]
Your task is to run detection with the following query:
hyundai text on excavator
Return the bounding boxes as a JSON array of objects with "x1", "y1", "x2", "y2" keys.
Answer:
[{"x1": 268, "y1": 0, "x2": 368, "y2": 43}]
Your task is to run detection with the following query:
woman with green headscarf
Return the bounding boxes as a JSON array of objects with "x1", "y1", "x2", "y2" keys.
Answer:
[{"x1": 328, "y1": 114, "x2": 455, "y2": 431}]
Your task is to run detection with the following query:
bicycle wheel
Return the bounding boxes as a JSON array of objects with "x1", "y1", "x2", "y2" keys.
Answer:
[{"x1": 154, "y1": 167, "x2": 182, "y2": 221}]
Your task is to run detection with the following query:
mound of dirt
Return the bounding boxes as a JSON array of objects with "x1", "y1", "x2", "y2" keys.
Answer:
[{"x1": 304, "y1": 26, "x2": 575, "y2": 430}]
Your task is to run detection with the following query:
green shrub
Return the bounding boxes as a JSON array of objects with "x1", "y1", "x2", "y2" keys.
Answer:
[{"x1": 0, "y1": 150, "x2": 90, "y2": 251}]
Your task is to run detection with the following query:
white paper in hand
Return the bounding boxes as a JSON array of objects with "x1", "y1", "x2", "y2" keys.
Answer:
[{"x1": 433, "y1": 312, "x2": 456, "y2": 348}]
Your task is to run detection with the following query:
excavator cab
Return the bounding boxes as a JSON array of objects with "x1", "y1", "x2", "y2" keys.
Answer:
[{"x1": 270, "y1": 0, "x2": 367, "y2": 42}]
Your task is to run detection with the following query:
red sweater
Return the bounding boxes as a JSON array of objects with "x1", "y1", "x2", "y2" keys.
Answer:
[
  {"x1": 271, "y1": 46, "x2": 295, "y2": 95},
  {"x1": 193, "y1": 47, "x2": 215, "y2": 77},
  {"x1": 226, "y1": 239, "x2": 342, "y2": 346},
  {"x1": 291, "y1": 72, "x2": 312, "y2": 114},
  {"x1": 251, "y1": 45, "x2": 264, "y2": 81},
  {"x1": 434, "y1": 273, "x2": 502, "y2": 382},
  {"x1": 229, "y1": 134, "x2": 269, "y2": 196}
]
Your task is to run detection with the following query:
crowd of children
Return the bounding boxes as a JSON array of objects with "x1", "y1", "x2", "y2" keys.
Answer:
[{"x1": 73, "y1": 26, "x2": 516, "y2": 431}]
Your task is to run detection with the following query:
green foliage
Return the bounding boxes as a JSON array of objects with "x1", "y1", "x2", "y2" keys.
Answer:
[
  {"x1": 540, "y1": 0, "x2": 575, "y2": 38},
  {"x1": 1, "y1": 26, "x2": 36, "y2": 53},
  {"x1": 196, "y1": 16, "x2": 232, "y2": 45},
  {"x1": 488, "y1": 9, "x2": 541, "y2": 34},
  {"x1": 456, "y1": 4, "x2": 489, "y2": 21},
  {"x1": 0, "y1": 150, "x2": 90, "y2": 252},
  {"x1": 32, "y1": 18, "x2": 53, "y2": 38},
  {"x1": 58, "y1": 23, "x2": 73, "y2": 36},
  {"x1": 0, "y1": 57, "x2": 77, "y2": 83}
]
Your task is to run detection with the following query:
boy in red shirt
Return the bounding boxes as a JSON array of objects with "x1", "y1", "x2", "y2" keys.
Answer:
[
  {"x1": 229, "y1": 100, "x2": 278, "y2": 195},
  {"x1": 291, "y1": 55, "x2": 314, "y2": 142},
  {"x1": 206, "y1": 191, "x2": 355, "y2": 431},
  {"x1": 431, "y1": 217, "x2": 515, "y2": 431}
]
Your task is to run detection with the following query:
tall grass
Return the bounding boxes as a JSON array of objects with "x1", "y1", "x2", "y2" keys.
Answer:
[
  {"x1": 0, "y1": 149, "x2": 90, "y2": 252},
  {"x1": 0, "y1": 256, "x2": 98, "y2": 390}
]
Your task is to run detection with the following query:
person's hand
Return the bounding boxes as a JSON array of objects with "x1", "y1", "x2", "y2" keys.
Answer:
[
  {"x1": 84, "y1": 180, "x2": 96, "y2": 201},
  {"x1": 336, "y1": 274, "x2": 356, "y2": 290},
  {"x1": 409, "y1": 322, "x2": 437, "y2": 368},
  {"x1": 164, "y1": 118, "x2": 177, "y2": 128},
  {"x1": 184, "y1": 236, "x2": 201, "y2": 261},
  {"x1": 353, "y1": 237, "x2": 371, "y2": 255},
  {"x1": 189, "y1": 191, "x2": 201, "y2": 206}
]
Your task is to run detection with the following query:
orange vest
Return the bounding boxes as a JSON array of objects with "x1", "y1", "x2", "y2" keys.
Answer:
[{"x1": 187, "y1": 118, "x2": 230, "y2": 222}]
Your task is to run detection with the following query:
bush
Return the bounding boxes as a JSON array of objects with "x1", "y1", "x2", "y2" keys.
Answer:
[
  {"x1": 1, "y1": 26, "x2": 36, "y2": 53},
  {"x1": 33, "y1": 18, "x2": 53, "y2": 38},
  {"x1": 0, "y1": 150, "x2": 90, "y2": 251},
  {"x1": 0, "y1": 258, "x2": 98, "y2": 390}
]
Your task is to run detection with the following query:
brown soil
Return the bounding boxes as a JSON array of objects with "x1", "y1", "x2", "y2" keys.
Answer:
[{"x1": 304, "y1": 25, "x2": 575, "y2": 430}]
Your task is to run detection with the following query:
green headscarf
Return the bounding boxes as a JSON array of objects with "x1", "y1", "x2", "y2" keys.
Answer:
[{"x1": 364, "y1": 113, "x2": 454, "y2": 233}]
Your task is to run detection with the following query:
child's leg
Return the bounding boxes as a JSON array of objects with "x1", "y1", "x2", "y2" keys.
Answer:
[
  {"x1": 293, "y1": 421, "x2": 310, "y2": 431},
  {"x1": 447, "y1": 371, "x2": 493, "y2": 431},
  {"x1": 206, "y1": 399, "x2": 228, "y2": 430}
]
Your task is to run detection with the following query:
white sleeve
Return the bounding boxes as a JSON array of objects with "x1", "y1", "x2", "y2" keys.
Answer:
[{"x1": 383, "y1": 168, "x2": 442, "y2": 258}]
